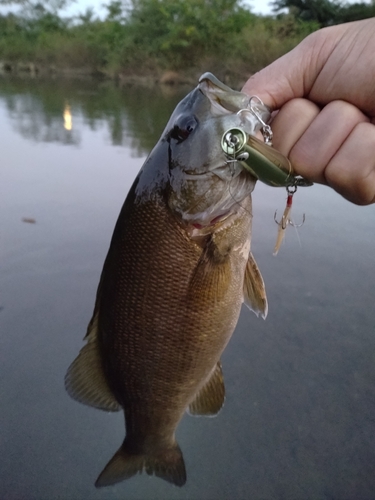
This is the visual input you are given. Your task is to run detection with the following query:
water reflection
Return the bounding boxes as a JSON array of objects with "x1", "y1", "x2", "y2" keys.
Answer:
[
  {"x1": 63, "y1": 103, "x2": 72, "y2": 131},
  {"x1": 2, "y1": 75, "x2": 375, "y2": 500},
  {"x1": 0, "y1": 76, "x2": 189, "y2": 153}
]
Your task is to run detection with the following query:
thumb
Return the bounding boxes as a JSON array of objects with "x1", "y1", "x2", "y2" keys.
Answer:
[{"x1": 241, "y1": 31, "x2": 329, "y2": 110}]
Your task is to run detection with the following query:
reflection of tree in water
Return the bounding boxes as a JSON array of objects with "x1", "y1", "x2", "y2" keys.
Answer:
[
  {"x1": 117, "y1": 85, "x2": 188, "y2": 156},
  {"x1": 0, "y1": 77, "x2": 191, "y2": 156},
  {"x1": 5, "y1": 92, "x2": 80, "y2": 145}
]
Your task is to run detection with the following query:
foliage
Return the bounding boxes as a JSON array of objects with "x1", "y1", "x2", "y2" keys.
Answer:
[
  {"x1": 335, "y1": 1, "x2": 375, "y2": 23},
  {"x1": 0, "y1": 0, "x2": 75, "y2": 18},
  {"x1": 120, "y1": 0, "x2": 256, "y2": 68},
  {"x1": 0, "y1": 0, "x2": 373, "y2": 76},
  {"x1": 233, "y1": 15, "x2": 317, "y2": 74},
  {"x1": 272, "y1": 0, "x2": 375, "y2": 27}
]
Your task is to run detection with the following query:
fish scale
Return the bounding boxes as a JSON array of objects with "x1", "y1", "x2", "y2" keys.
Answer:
[{"x1": 100, "y1": 190, "x2": 228, "y2": 404}]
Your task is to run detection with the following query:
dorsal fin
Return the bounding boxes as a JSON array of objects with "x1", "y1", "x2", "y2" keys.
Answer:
[
  {"x1": 65, "y1": 312, "x2": 121, "y2": 412},
  {"x1": 243, "y1": 252, "x2": 268, "y2": 319},
  {"x1": 188, "y1": 361, "x2": 225, "y2": 416}
]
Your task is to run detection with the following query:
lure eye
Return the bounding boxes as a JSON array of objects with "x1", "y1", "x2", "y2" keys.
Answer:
[{"x1": 170, "y1": 115, "x2": 197, "y2": 142}]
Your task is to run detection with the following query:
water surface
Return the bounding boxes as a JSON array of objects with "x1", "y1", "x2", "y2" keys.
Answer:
[{"x1": 1, "y1": 76, "x2": 375, "y2": 500}]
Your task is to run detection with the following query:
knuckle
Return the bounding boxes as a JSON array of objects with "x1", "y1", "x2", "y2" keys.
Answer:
[
  {"x1": 323, "y1": 100, "x2": 368, "y2": 124},
  {"x1": 326, "y1": 122, "x2": 375, "y2": 205}
]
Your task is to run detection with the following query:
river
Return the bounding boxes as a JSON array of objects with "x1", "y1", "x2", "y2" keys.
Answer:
[{"x1": 1, "y1": 75, "x2": 375, "y2": 500}]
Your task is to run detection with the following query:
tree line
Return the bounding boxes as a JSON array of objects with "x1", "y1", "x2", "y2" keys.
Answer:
[{"x1": 0, "y1": 0, "x2": 374, "y2": 79}]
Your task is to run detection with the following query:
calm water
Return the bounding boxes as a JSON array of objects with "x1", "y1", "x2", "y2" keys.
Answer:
[{"x1": 1, "y1": 76, "x2": 375, "y2": 500}]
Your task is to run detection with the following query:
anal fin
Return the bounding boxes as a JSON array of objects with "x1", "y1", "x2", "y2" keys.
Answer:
[{"x1": 188, "y1": 361, "x2": 225, "y2": 417}]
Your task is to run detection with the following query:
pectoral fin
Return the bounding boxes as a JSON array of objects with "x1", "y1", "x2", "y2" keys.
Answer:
[
  {"x1": 65, "y1": 312, "x2": 121, "y2": 412},
  {"x1": 188, "y1": 236, "x2": 232, "y2": 302},
  {"x1": 188, "y1": 361, "x2": 225, "y2": 416},
  {"x1": 243, "y1": 252, "x2": 268, "y2": 319}
]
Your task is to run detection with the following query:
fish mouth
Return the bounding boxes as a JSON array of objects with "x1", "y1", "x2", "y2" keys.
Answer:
[
  {"x1": 198, "y1": 72, "x2": 252, "y2": 116},
  {"x1": 198, "y1": 73, "x2": 234, "y2": 93},
  {"x1": 198, "y1": 72, "x2": 271, "y2": 124}
]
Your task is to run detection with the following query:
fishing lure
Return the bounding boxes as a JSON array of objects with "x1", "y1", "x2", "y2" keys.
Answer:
[
  {"x1": 273, "y1": 185, "x2": 305, "y2": 256},
  {"x1": 221, "y1": 96, "x2": 312, "y2": 254}
]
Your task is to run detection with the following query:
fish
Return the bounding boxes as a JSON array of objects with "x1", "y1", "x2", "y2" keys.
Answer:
[{"x1": 65, "y1": 73, "x2": 269, "y2": 488}]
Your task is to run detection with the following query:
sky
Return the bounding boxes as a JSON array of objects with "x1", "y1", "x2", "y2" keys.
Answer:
[
  {"x1": 1, "y1": 0, "x2": 371, "y2": 19},
  {"x1": 63, "y1": 0, "x2": 274, "y2": 18}
]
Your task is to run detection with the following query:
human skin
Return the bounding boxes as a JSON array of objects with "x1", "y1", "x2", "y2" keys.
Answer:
[{"x1": 242, "y1": 18, "x2": 375, "y2": 205}]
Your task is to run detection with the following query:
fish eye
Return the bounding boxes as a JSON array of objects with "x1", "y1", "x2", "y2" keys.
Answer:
[{"x1": 169, "y1": 115, "x2": 197, "y2": 142}]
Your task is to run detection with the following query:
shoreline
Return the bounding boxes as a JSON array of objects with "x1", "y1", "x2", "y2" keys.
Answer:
[{"x1": 0, "y1": 61, "x2": 250, "y2": 90}]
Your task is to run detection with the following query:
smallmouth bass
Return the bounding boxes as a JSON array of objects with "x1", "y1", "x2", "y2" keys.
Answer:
[{"x1": 65, "y1": 73, "x2": 269, "y2": 488}]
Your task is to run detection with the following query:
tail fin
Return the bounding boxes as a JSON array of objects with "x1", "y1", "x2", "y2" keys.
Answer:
[{"x1": 95, "y1": 441, "x2": 186, "y2": 488}]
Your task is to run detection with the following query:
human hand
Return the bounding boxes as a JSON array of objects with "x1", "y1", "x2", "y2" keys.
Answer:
[{"x1": 242, "y1": 18, "x2": 375, "y2": 205}]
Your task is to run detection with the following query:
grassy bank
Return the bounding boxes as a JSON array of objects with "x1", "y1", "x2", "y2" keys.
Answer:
[{"x1": 0, "y1": 0, "x2": 373, "y2": 83}]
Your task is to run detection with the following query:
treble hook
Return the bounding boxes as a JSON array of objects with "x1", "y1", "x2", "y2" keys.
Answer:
[
  {"x1": 274, "y1": 210, "x2": 305, "y2": 229},
  {"x1": 248, "y1": 96, "x2": 273, "y2": 145},
  {"x1": 273, "y1": 185, "x2": 305, "y2": 255}
]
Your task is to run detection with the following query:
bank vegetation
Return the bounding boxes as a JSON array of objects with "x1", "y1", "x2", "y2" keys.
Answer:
[{"x1": 0, "y1": 0, "x2": 374, "y2": 83}]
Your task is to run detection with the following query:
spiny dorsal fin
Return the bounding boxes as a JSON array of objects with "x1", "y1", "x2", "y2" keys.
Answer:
[
  {"x1": 188, "y1": 361, "x2": 225, "y2": 416},
  {"x1": 243, "y1": 252, "x2": 268, "y2": 319},
  {"x1": 65, "y1": 313, "x2": 121, "y2": 412},
  {"x1": 95, "y1": 441, "x2": 186, "y2": 488}
]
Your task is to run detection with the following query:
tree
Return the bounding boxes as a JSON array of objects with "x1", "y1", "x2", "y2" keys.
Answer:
[
  {"x1": 105, "y1": 0, "x2": 125, "y2": 22},
  {"x1": 336, "y1": 1, "x2": 375, "y2": 23},
  {"x1": 271, "y1": 0, "x2": 375, "y2": 26},
  {"x1": 120, "y1": 0, "x2": 256, "y2": 68},
  {"x1": 0, "y1": 0, "x2": 76, "y2": 18},
  {"x1": 271, "y1": 0, "x2": 341, "y2": 26}
]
